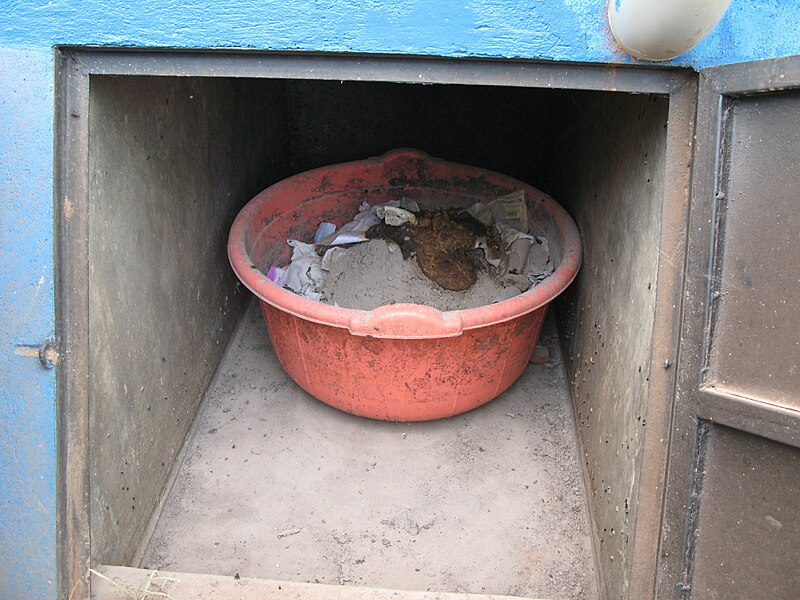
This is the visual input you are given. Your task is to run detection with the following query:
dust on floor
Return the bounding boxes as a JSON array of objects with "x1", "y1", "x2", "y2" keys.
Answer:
[{"x1": 141, "y1": 301, "x2": 597, "y2": 599}]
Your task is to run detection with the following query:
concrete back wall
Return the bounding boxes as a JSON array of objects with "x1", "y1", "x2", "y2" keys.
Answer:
[
  {"x1": 545, "y1": 91, "x2": 669, "y2": 599},
  {"x1": 87, "y1": 76, "x2": 288, "y2": 565},
  {"x1": 284, "y1": 80, "x2": 558, "y2": 181}
]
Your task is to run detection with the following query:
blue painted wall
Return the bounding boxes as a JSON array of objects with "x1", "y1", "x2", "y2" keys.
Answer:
[
  {"x1": 0, "y1": 1, "x2": 798, "y2": 598},
  {"x1": 1, "y1": 0, "x2": 799, "y2": 67},
  {"x1": 0, "y1": 47, "x2": 57, "y2": 599}
]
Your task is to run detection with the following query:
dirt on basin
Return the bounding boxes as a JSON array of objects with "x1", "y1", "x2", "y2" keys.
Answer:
[
  {"x1": 319, "y1": 239, "x2": 521, "y2": 312},
  {"x1": 273, "y1": 195, "x2": 554, "y2": 311}
]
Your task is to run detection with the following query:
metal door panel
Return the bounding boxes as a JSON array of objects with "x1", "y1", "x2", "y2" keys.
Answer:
[
  {"x1": 659, "y1": 55, "x2": 800, "y2": 599},
  {"x1": 691, "y1": 424, "x2": 800, "y2": 599},
  {"x1": 705, "y1": 90, "x2": 800, "y2": 408}
]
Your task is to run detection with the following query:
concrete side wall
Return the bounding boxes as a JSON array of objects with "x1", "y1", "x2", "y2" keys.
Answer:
[
  {"x1": 546, "y1": 92, "x2": 669, "y2": 600},
  {"x1": 87, "y1": 76, "x2": 288, "y2": 564}
]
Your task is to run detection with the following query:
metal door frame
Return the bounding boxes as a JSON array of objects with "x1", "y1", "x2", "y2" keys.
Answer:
[
  {"x1": 657, "y1": 55, "x2": 800, "y2": 598},
  {"x1": 55, "y1": 49, "x2": 696, "y2": 600}
]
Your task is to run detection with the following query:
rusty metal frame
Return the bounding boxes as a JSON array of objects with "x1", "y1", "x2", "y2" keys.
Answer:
[
  {"x1": 628, "y1": 70, "x2": 697, "y2": 600},
  {"x1": 54, "y1": 48, "x2": 696, "y2": 600},
  {"x1": 55, "y1": 50, "x2": 92, "y2": 600},
  {"x1": 657, "y1": 55, "x2": 800, "y2": 598}
]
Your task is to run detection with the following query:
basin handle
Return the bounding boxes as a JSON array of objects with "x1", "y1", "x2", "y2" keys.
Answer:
[{"x1": 348, "y1": 304, "x2": 465, "y2": 339}]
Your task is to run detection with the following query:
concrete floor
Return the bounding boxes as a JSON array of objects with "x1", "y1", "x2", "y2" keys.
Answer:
[{"x1": 140, "y1": 300, "x2": 597, "y2": 599}]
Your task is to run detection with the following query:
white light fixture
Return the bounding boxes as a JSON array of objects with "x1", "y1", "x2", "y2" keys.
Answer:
[{"x1": 608, "y1": 0, "x2": 733, "y2": 61}]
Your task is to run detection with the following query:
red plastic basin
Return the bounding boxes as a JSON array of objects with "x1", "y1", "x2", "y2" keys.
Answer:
[{"x1": 228, "y1": 149, "x2": 581, "y2": 421}]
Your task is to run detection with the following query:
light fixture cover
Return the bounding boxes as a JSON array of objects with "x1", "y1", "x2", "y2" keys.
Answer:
[{"x1": 609, "y1": 0, "x2": 733, "y2": 61}]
